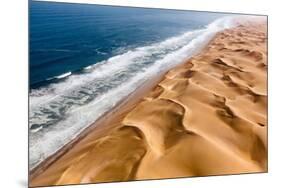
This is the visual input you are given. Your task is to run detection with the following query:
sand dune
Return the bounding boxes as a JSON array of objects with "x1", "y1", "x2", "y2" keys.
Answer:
[{"x1": 30, "y1": 20, "x2": 267, "y2": 187}]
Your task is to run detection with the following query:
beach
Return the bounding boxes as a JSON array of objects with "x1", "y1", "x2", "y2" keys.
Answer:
[{"x1": 30, "y1": 19, "x2": 267, "y2": 187}]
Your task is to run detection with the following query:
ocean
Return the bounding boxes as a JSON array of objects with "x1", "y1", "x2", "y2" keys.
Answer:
[{"x1": 29, "y1": 0, "x2": 239, "y2": 168}]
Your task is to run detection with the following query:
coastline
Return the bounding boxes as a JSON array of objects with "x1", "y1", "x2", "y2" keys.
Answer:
[
  {"x1": 30, "y1": 67, "x2": 167, "y2": 179},
  {"x1": 30, "y1": 19, "x2": 267, "y2": 187}
]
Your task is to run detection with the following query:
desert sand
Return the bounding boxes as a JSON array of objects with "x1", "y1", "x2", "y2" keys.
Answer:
[{"x1": 30, "y1": 19, "x2": 267, "y2": 187}]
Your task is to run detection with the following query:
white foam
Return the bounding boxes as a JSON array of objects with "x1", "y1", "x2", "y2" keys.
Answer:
[
  {"x1": 83, "y1": 65, "x2": 93, "y2": 70},
  {"x1": 55, "y1": 71, "x2": 72, "y2": 79},
  {"x1": 30, "y1": 125, "x2": 43, "y2": 133},
  {"x1": 29, "y1": 16, "x2": 244, "y2": 169}
]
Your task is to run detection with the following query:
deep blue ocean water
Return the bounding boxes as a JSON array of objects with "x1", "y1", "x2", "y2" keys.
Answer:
[
  {"x1": 29, "y1": 0, "x2": 239, "y2": 169},
  {"x1": 30, "y1": 1, "x2": 224, "y2": 88}
]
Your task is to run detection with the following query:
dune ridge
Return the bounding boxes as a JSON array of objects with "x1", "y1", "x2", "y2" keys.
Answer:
[{"x1": 30, "y1": 20, "x2": 267, "y2": 187}]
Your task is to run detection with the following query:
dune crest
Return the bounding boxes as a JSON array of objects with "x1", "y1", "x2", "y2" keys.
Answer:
[{"x1": 30, "y1": 21, "x2": 267, "y2": 187}]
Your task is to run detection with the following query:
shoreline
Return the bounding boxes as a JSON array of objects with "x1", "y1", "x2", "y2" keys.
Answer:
[
  {"x1": 29, "y1": 18, "x2": 220, "y2": 177},
  {"x1": 30, "y1": 66, "x2": 168, "y2": 179},
  {"x1": 30, "y1": 19, "x2": 267, "y2": 187}
]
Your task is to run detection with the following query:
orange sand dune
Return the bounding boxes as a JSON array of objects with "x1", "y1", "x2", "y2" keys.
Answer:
[{"x1": 30, "y1": 20, "x2": 267, "y2": 187}]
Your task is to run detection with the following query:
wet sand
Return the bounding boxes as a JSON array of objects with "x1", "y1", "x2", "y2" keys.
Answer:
[{"x1": 30, "y1": 19, "x2": 267, "y2": 187}]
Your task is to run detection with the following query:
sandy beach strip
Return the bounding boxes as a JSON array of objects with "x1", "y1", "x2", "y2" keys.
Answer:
[{"x1": 30, "y1": 19, "x2": 267, "y2": 187}]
